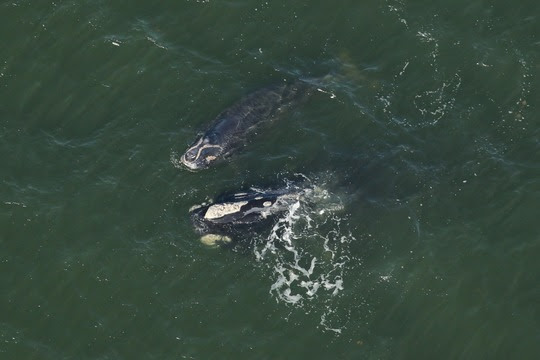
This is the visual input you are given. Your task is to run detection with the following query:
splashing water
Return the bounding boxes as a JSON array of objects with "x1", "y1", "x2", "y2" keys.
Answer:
[{"x1": 253, "y1": 182, "x2": 355, "y2": 333}]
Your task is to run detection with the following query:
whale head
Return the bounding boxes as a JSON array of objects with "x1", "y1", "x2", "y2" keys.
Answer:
[{"x1": 180, "y1": 136, "x2": 223, "y2": 170}]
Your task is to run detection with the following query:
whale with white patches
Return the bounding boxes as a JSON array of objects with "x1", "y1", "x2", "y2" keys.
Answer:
[{"x1": 189, "y1": 185, "x2": 308, "y2": 240}]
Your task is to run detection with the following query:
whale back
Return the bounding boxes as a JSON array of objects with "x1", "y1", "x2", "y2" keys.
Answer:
[{"x1": 181, "y1": 80, "x2": 313, "y2": 170}]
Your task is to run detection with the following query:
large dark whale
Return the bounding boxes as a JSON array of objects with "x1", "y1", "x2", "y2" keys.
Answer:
[
  {"x1": 180, "y1": 80, "x2": 313, "y2": 170},
  {"x1": 189, "y1": 185, "x2": 308, "y2": 238}
]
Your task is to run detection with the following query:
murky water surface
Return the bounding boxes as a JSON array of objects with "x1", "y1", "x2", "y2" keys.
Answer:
[{"x1": 1, "y1": 1, "x2": 539, "y2": 358}]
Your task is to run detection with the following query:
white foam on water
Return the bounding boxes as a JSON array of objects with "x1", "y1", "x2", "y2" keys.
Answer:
[
  {"x1": 386, "y1": 0, "x2": 409, "y2": 29},
  {"x1": 499, "y1": 55, "x2": 532, "y2": 132},
  {"x1": 377, "y1": 3, "x2": 466, "y2": 129},
  {"x1": 170, "y1": 151, "x2": 184, "y2": 169},
  {"x1": 412, "y1": 73, "x2": 462, "y2": 126},
  {"x1": 4, "y1": 201, "x2": 27, "y2": 207},
  {"x1": 253, "y1": 180, "x2": 354, "y2": 334}
]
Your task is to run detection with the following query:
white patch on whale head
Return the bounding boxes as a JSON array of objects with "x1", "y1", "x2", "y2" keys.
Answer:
[
  {"x1": 181, "y1": 137, "x2": 223, "y2": 169},
  {"x1": 204, "y1": 201, "x2": 248, "y2": 220},
  {"x1": 200, "y1": 234, "x2": 232, "y2": 247}
]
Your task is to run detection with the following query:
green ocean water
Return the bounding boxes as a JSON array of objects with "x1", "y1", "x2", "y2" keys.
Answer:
[{"x1": 1, "y1": 0, "x2": 539, "y2": 359}]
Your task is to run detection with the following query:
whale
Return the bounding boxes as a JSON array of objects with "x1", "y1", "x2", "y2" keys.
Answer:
[
  {"x1": 189, "y1": 185, "x2": 308, "y2": 241},
  {"x1": 180, "y1": 80, "x2": 313, "y2": 170}
]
